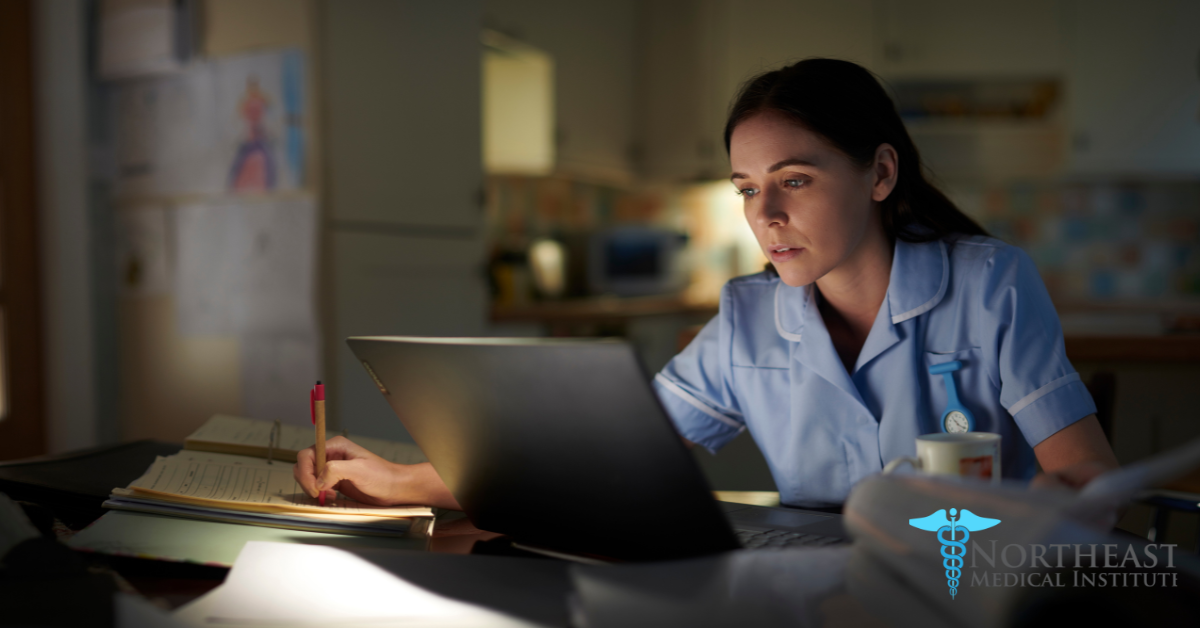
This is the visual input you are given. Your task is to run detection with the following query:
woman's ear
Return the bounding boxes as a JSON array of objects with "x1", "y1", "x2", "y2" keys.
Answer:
[{"x1": 871, "y1": 143, "x2": 899, "y2": 202}]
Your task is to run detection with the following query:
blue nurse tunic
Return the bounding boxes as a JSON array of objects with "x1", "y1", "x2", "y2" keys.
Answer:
[{"x1": 653, "y1": 236, "x2": 1097, "y2": 508}]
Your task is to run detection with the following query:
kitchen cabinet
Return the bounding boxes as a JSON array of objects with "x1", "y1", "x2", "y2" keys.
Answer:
[
  {"x1": 636, "y1": 0, "x2": 1066, "y2": 182},
  {"x1": 1064, "y1": 0, "x2": 1200, "y2": 175},
  {"x1": 323, "y1": 0, "x2": 483, "y2": 227},
  {"x1": 332, "y1": 231, "x2": 487, "y2": 442},
  {"x1": 637, "y1": 0, "x2": 724, "y2": 181},
  {"x1": 872, "y1": 0, "x2": 1065, "y2": 78},
  {"x1": 484, "y1": 0, "x2": 640, "y2": 184},
  {"x1": 638, "y1": 0, "x2": 875, "y2": 181},
  {"x1": 322, "y1": 1, "x2": 489, "y2": 441}
]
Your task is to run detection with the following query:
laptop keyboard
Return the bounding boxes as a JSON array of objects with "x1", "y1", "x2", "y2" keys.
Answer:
[{"x1": 735, "y1": 528, "x2": 847, "y2": 549}]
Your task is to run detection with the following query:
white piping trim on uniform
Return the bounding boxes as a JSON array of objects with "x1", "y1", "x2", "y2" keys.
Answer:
[
  {"x1": 891, "y1": 240, "x2": 950, "y2": 325},
  {"x1": 654, "y1": 373, "x2": 744, "y2": 430},
  {"x1": 1007, "y1": 373, "x2": 1082, "y2": 416},
  {"x1": 774, "y1": 282, "x2": 805, "y2": 342}
]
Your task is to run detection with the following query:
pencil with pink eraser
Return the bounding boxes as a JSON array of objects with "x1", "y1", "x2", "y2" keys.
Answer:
[{"x1": 310, "y1": 381, "x2": 327, "y2": 506}]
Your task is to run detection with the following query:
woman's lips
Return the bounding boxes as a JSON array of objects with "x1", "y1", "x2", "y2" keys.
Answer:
[{"x1": 769, "y1": 247, "x2": 803, "y2": 263}]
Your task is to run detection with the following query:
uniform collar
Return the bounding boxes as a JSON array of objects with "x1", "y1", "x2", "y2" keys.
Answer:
[
  {"x1": 887, "y1": 238, "x2": 949, "y2": 325},
  {"x1": 773, "y1": 238, "x2": 949, "y2": 341}
]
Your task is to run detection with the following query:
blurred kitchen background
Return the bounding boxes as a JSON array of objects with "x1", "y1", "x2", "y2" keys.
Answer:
[{"x1": 1, "y1": 0, "x2": 1199, "y2": 542}]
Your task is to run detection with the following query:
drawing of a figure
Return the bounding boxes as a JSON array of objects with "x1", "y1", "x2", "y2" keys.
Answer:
[{"x1": 229, "y1": 77, "x2": 276, "y2": 192}]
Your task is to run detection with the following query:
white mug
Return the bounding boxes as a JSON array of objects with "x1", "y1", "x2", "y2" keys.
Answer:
[{"x1": 883, "y1": 432, "x2": 1001, "y2": 484}]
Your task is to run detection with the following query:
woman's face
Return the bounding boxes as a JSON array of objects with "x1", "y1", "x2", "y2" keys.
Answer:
[{"x1": 729, "y1": 110, "x2": 893, "y2": 288}]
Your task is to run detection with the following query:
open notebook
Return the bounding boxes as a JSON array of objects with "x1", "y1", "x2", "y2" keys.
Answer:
[
  {"x1": 184, "y1": 413, "x2": 428, "y2": 464},
  {"x1": 107, "y1": 416, "x2": 434, "y2": 537}
]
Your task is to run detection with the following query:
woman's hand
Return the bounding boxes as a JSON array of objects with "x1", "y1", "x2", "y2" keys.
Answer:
[
  {"x1": 1031, "y1": 459, "x2": 1112, "y2": 490},
  {"x1": 1032, "y1": 414, "x2": 1118, "y2": 490},
  {"x1": 293, "y1": 436, "x2": 461, "y2": 510}
]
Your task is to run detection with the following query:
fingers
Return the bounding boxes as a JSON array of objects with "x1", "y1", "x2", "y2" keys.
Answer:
[
  {"x1": 315, "y1": 459, "x2": 355, "y2": 495},
  {"x1": 1057, "y1": 460, "x2": 1110, "y2": 488},
  {"x1": 322, "y1": 435, "x2": 373, "y2": 461},
  {"x1": 293, "y1": 448, "x2": 320, "y2": 498},
  {"x1": 1033, "y1": 460, "x2": 1112, "y2": 491},
  {"x1": 296, "y1": 438, "x2": 371, "y2": 501},
  {"x1": 1030, "y1": 472, "x2": 1068, "y2": 490}
]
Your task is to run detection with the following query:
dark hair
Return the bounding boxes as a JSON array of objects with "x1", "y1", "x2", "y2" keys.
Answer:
[{"x1": 724, "y1": 58, "x2": 987, "y2": 243}]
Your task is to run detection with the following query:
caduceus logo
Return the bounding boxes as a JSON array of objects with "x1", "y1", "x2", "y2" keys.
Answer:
[{"x1": 909, "y1": 508, "x2": 1001, "y2": 599}]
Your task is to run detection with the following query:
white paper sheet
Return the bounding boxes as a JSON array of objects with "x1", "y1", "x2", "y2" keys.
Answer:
[
  {"x1": 174, "y1": 200, "x2": 239, "y2": 334},
  {"x1": 232, "y1": 197, "x2": 317, "y2": 334},
  {"x1": 115, "y1": 205, "x2": 172, "y2": 296},
  {"x1": 99, "y1": 0, "x2": 180, "y2": 80},
  {"x1": 1072, "y1": 435, "x2": 1200, "y2": 522},
  {"x1": 206, "y1": 542, "x2": 536, "y2": 626},
  {"x1": 174, "y1": 196, "x2": 317, "y2": 336},
  {"x1": 113, "y1": 67, "x2": 223, "y2": 198}
]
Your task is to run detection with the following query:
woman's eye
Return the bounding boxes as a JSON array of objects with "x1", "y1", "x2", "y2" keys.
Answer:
[
  {"x1": 736, "y1": 187, "x2": 758, "y2": 198},
  {"x1": 783, "y1": 179, "x2": 806, "y2": 189}
]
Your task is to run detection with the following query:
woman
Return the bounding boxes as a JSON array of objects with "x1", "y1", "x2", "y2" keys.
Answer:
[{"x1": 294, "y1": 59, "x2": 1116, "y2": 510}]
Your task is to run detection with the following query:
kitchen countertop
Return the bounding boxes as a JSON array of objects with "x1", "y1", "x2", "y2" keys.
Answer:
[
  {"x1": 491, "y1": 296, "x2": 717, "y2": 324},
  {"x1": 494, "y1": 299, "x2": 1200, "y2": 361},
  {"x1": 1064, "y1": 335, "x2": 1200, "y2": 362}
]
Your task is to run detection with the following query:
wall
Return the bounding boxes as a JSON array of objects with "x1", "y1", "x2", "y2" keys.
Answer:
[
  {"x1": 117, "y1": 0, "x2": 318, "y2": 442},
  {"x1": 35, "y1": 0, "x2": 105, "y2": 453}
]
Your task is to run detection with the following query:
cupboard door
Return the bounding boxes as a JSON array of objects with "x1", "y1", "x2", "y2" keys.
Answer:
[
  {"x1": 323, "y1": 0, "x2": 483, "y2": 227},
  {"x1": 1066, "y1": 0, "x2": 1200, "y2": 174},
  {"x1": 639, "y1": 0, "x2": 874, "y2": 182},
  {"x1": 484, "y1": 0, "x2": 640, "y2": 183},
  {"x1": 874, "y1": 0, "x2": 1064, "y2": 78},
  {"x1": 331, "y1": 231, "x2": 486, "y2": 442},
  {"x1": 638, "y1": 0, "x2": 716, "y2": 181}
]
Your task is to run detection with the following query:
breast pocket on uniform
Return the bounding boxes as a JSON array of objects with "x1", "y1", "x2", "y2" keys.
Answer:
[{"x1": 923, "y1": 347, "x2": 997, "y2": 432}]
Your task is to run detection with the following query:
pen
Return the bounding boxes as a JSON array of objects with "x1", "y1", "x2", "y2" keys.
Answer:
[{"x1": 310, "y1": 381, "x2": 327, "y2": 506}]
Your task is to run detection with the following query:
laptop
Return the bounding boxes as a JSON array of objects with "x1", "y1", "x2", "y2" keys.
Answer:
[{"x1": 347, "y1": 336, "x2": 847, "y2": 562}]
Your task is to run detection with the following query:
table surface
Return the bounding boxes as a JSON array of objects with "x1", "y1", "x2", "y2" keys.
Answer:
[{"x1": 1, "y1": 440, "x2": 520, "y2": 610}]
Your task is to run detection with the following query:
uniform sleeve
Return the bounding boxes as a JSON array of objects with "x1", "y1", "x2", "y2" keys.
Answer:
[
  {"x1": 652, "y1": 284, "x2": 745, "y2": 453},
  {"x1": 979, "y1": 246, "x2": 1097, "y2": 447}
]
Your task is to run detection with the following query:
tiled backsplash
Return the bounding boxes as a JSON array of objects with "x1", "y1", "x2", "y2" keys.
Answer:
[
  {"x1": 947, "y1": 181, "x2": 1200, "y2": 302},
  {"x1": 487, "y1": 174, "x2": 1200, "y2": 307}
]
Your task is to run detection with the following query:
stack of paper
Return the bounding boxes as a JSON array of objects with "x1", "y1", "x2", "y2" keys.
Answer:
[
  {"x1": 107, "y1": 415, "x2": 433, "y2": 537},
  {"x1": 108, "y1": 450, "x2": 432, "y2": 536}
]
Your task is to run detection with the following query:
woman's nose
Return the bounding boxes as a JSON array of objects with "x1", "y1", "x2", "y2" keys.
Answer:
[{"x1": 753, "y1": 189, "x2": 788, "y2": 228}]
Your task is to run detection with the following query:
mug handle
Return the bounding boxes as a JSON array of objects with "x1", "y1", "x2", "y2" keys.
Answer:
[{"x1": 883, "y1": 456, "x2": 922, "y2": 475}]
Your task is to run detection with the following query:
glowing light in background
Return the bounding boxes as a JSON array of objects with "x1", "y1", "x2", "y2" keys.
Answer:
[
  {"x1": 682, "y1": 181, "x2": 767, "y2": 304},
  {"x1": 483, "y1": 30, "x2": 555, "y2": 176}
]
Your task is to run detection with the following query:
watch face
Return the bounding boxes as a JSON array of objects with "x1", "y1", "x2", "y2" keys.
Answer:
[{"x1": 944, "y1": 411, "x2": 970, "y2": 433}]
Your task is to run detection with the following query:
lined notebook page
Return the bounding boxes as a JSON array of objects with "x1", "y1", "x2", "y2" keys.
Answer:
[{"x1": 124, "y1": 451, "x2": 432, "y2": 519}]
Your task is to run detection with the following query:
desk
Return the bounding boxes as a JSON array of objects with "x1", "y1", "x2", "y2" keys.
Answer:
[
  {"x1": 9, "y1": 443, "x2": 1200, "y2": 628},
  {"x1": 0, "y1": 441, "x2": 512, "y2": 610},
  {"x1": 0, "y1": 440, "x2": 182, "y2": 529}
]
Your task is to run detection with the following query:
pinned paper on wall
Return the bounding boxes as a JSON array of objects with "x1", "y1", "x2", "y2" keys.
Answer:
[
  {"x1": 112, "y1": 49, "x2": 306, "y2": 199},
  {"x1": 115, "y1": 205, "x2": 173, "y2": 297},
  {"x1": 113, "y1": 68, "x2": 223, "y2": 198},
  {"x1": 174, "y1": 196, "x2": 317, "y2": 337},
  {"x1": 98, "y1": 0, "x2": 184, "y2": 80}
]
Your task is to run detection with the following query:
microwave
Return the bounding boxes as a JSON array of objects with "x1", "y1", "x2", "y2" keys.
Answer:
[{"x1": 588, "y1": 226, "x2": 690, "y2": 297}]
